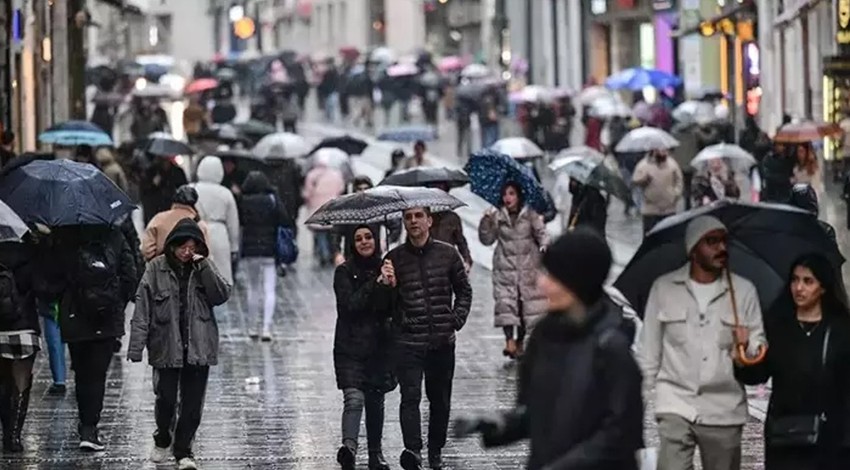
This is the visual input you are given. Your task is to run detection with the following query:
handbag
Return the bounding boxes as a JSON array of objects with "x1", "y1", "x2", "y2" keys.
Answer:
[
  {"x1": 765, "y1": 326, "x2": 831, "y2": 447},
  {"x1": 270, "y1": 194, "x2": 298, "y2": 264}
]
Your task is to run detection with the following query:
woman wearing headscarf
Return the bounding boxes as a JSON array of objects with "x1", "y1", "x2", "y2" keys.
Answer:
[
  {"x1": 141, "y1": 185, "x2": 211, "y2": 262},
  {"x1": 736, "y1": 254, "x2": 850, "y2": 470},
  {"x1": 191, "y1": 157, "x2": 240, "y2": 285},
  {"x1": 302, "y1": 153, "x2": 346, "y2": 266},
  {"x1": 478, "y1": 182, "x2": 548, "y2": 359},
  {"x1": 333, "y1": 225, "x2": 395, "y2": 470}
]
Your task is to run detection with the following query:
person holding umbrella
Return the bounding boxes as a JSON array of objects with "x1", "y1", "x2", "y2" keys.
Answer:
[
  {"x1": 636, "y1": 216, "x2": 766, "y2": 470},
  {"x1": 140, "y1": 155, "x2": 189, "y2": 225},
  {"x1": 567, "y1": 179, "x2": 608, "y2": 237},
  {"x1": 478, "y1": 182, "x2": 548, "y2": 359},
  {"x1": 632, "y1": 148, "x2": 683, "y2": 234}
]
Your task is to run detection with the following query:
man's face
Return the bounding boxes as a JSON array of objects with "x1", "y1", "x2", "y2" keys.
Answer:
[
  {"x1": 691, "y1": 229, "x2": 728, "y2": 273},
  {"x1": 654, "y1": 149, "x2": 669, "y2": 163},
  {"x1": 173, "y1": 238, "x2": 198, "y2": 263},
  {"x1": 403, "y1": 208, "x2": 432, "y2": 238}
]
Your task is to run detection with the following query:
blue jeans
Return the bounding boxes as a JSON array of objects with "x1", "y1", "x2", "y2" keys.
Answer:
[
  {"x1": 324, "y1": 93, "x2": 338, "y2": 122},
  {"x1": 481, "y1": 124, "x2": 500, "y2": 149},
  {"x1": 313, "y1": 231, "x2": 335, "y2": 264},
  {"x1": 39, "y1": 301, "x2": 66, "y2": 385}
]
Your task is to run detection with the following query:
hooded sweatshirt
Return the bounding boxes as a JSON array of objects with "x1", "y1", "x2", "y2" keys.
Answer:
[
  {"x1": 164, "y1": 218, "x2": 209, "y2": 348},
  {"x1": 192, "y1": 157, "x2": 240, "y2": 284}
]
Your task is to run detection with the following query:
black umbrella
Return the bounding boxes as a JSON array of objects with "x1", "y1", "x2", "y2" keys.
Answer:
[
  {"x1": 310, "y1": 135, "x2": 369, "y2": 156},
  {"x1": 198, "y1": 124, "x2": 251, "y2": 146},
  {"x1": 380, "y1": 167, "x2": 469, "y2": 189},
  {"x1": 0, "y1": 159, "x2": 135, "y2": 226},
  {"x1": 614, "y1": 200, "x2": 844, "y2": 318},
  {"x1": 144, "y1": 135, "x2": 194, "y2": 157},
  {"x1": 306, "y1": 186, "x2": 465, "y2": 226},
  {"x1": 549, "y1": 155, "x2": 632, "y2": 203}
]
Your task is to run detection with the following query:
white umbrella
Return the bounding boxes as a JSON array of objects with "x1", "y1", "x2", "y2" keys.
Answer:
[
  {"x1": 370, "y1": 47, "x2": 395, "y2": 64},
  {"x1": 672, "y1": 101, "x2": 716, "y2": 125},
  {"x1": 386, "y1": 63, "x2": 419, "y2": 78},
  {"x1": 489, "y1": 137, "x2": 544, "y2": 160},
  {"x1": 690, "y1": 143, "x2": 757, "y2": 172},
  {"x1": 614, "y1": 127, "x2": 680, "y2": 153},
  {"x1": 588, "y1": 96, "x2": 633, "y2": 119},
  {"x1": 253, "y1": 132, "x2": 311, "y2": 159},
  {"x1": 312, "y1": 147, "x2": 353, "y2": 181},
  {"x1": 549, "y1": 146, "x2": 607, "y2": 172},
  {"x1": 460, "y1": 63, "x2": 490, "y2": 79},
  {"x1": 577, "y1": 85, "x2": 613, "y2": 105},
  {"x1": 509, "y1": 85, "x2": 555, "y2": 104}
]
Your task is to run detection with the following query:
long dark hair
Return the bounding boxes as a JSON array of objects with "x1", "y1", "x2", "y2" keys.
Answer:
[
  {"x1": 780, "y1": 253, "x2": 849, "y2": 317},
  {"x1": 500, "y1": 181, "x2": 524, "y2": 209}
]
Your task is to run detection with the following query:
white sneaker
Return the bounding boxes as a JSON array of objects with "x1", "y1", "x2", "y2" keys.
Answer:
[
  {"x1": 150, "y1": 445, "x2": 169, "y2": 463},
  {"x1": 177, "y1": 457, "x2": 198, "y2": 470}
]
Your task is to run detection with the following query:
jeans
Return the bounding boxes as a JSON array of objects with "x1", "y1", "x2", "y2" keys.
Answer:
[
  {"x1": 243, "y1": 257, "x2": 277, "y2": 333},
  {"x1": 657, "y1": 413, "x2": 742, "y2": 470},
  {"x1": 39, "y1": 304, "x2": 66, "y2": 385},
  {"x1": 481, "y1": 124, "x2": 500, "y2": 149},
  {"x1": 153, "y1": 365, "x2": 210, "y2": 460},
  {"x1": 341, "y1": 388, "x2": 386, "y2": 452},
  {"x1": 313, "y1": 231, "x2": 335, "y2": 264},
  {"x1": 324, "y1": 93, "x2": 338, "y2": 122},
  {"x1": 396, "y1": 342, "x2": 455, "y2": 453},
  {"x1": 68, "y1": 339, "x2": 115, "y2": 430}
]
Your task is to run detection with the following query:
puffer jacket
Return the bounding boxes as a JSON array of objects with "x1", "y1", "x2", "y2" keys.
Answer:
[
  {"x1": 384, "y1": 238, "x2": 473, "y2": 348},
  {"x1": 0, "y1": 242, "x2": 39, "y2": 333},
  {"x1": 128, "y1": 219, "x2": 232, "y2": 368},
  {"x1": 239, "y1": 172, "x2": 292, "y2": 258},
  {"x1": 479, "y1": 207, "x2": 548, "y2": 329},
  {"x1": 302, "y1": 164, "x2": 345, "y2": 229}
]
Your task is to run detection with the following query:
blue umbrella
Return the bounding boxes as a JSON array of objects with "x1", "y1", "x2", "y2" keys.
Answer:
[
  {"x1": 39, "y1": 120, "x2": 112, "y2": 146},
  {"x1": 0, "y1": 159, "x2": 134, "y2": 226},
  {"x1": 604, "y1": 67, "x2": 682, "y2": 91},
  {"x1": 376, "y1": 125, "x2": 437, "y2": 143},
  {"x1": 464, "y1": 150, "x2": 556, "y2": 222}
]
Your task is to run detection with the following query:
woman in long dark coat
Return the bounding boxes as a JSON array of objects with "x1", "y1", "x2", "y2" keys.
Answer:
[{"x1": 333, "y1": 225, "x2": 395, "y2": 470}]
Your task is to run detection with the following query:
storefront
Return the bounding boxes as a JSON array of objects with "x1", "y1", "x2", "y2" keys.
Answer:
[
  {"x1": 822, "y1": 0, "x2": 850, "y2": 162},
  {"x1": 0, "y1": 2, "x2": 13, "y2": 137}
]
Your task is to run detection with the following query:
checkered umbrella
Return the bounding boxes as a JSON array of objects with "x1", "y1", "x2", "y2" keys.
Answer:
[{"x1": 306, "y1": 186, "x2": 465, "y2": 226}]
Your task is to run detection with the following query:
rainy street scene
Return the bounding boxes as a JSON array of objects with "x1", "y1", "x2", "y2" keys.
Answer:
[{"x1": 3, "y1": 0, "x2": 850, "y2": 469}]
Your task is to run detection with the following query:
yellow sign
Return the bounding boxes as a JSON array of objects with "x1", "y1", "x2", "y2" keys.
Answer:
[
  {"x1": 233, "y1": 17, "x2": 256, "y2": 40},
  {"x1": 839, "y1": 0, "x2": 850, "y2": 44}
]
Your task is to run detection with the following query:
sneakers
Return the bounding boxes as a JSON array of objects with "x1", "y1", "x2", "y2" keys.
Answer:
[
  {"x1": 47, "y1": 383, "x2": 66, "y2": 395},
  {"x1": 150, "y1": 444, "x2": 169, "y2": 463},
  {"x1": 177, "y1": 457, "x2": 198, "y2": 470},
  {"x1": 78, "y1": 428, "x2": 105, "y2": 452},
  {"x1": 399, "y1": 449, "x2": 423, "y2": 470},
  {"x1": 336, "y1": 445, "x2": 356, "y2": 470},
  {"x1": 261, "y1": 328, "x2": 272, "y2": 342},
  {"x1": 428, "y1": 450, "x2": 443, "y2": 470},
  {"x1": 368, "y1": 450, "x2": 391, "y2": 470}
]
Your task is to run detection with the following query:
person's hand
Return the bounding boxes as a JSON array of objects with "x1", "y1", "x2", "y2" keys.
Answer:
[
  {"x1": 485, "y1": 207, "x2": 498, "y2": 217},
  {"x1": 152, "y1": 174, "x2": 162, "y2": 186},
  {"x1": 192, "y1": 253, "x2": 205, "y2": 262},
  {"x1": 733, "y1": 326, "x2": 750, "y2": 347},
  {"x1": 380, "y1": 260, "x2": 396, "y2": 287},
  {"x1": 463, "y1": 260, "x2": 471, "y2": 274},
  {"x1": 334, "y1": 252, "x2": 346, "y2": 266}
]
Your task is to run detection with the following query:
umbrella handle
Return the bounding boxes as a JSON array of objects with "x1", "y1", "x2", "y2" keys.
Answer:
[
  {"x1": 725, "y1": 269, "x2": 768, "y2": 365},
  {"x1": 569, "y1": 209, "x2": 579, "y2": 230}
]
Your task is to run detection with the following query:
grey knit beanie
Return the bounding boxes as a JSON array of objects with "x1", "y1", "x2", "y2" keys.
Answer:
[{"x1": 685, "y1": 215, "x2": 727, "y2": 254}]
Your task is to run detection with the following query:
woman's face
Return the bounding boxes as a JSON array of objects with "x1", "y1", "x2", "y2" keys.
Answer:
[
  {"x1": 353, "y1": 228, "x2": 376, "y2": 258},
  {"x1": 537, "y1": 272, "x2": 577, "y2": 311},
  {"x1": 502, "y1": 186, "x2": 519, "y2": 210},
  {"x1": 796, "y1": 145, "x2": 808, "y2": 162},
  {"x1": 791, "y1": 265, "x2": 825, "y2": 311},
  {"x1": 708, "y1": 158, "x2": 724, "y2": 174}
]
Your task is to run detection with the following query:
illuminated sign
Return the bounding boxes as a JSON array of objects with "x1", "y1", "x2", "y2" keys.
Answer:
[
  {"x1": 838, "y1": 0, "x2": 850, "y2": 44},
  {"x1": 233, "y1": 17, "x2": 256, "y2": 39}
]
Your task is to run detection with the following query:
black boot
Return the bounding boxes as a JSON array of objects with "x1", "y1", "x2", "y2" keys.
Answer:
[
  {"x1": 0, "y1": 383, "x2": 12, "y2": 453},
  {"x1": 399, "y1": 449, "x2": 422, "y2": 470},
  {"x1": 428, "y1": 450, "x2": 442, "y2": 470},
  {"x1": 336, "y1": 443, "x2": 356, "y2": 470},
  {"x1": 5, "y1": 387, "x2": 29, "y2": 453},
  {"x1": 368, "y1": 450, "x2": 390, "y2": 470}
]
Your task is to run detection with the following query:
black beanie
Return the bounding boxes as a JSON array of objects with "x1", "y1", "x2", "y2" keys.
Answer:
[{"x1": 541, "y1": 228, "x2": 612, "y2": 305}]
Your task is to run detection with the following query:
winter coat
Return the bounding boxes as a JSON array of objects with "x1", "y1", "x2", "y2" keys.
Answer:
[
  {"x1": 670, "y1": 122, "x2": 700, "y2": 172},
  {"x1": 239, "y1": 172, "x2": 292, "y2": 258},
  {"x1": 96, "y1": 147, "x2": 129, "y2": 194},
  {"x1": 568, "y1": 184, "x2": 608, "y2": 236},
  {"x1": 141, "y1": 204, "x2": 211, "y2": 262},
  {"x1": 128, "y1": 219, "x2": 232, "y2": 368},
  {"x1": 192, "y1": 157, "x2": 240, "y2": 285},
  {"x1": 384, "y1": 238, "x2": 473, "y2": 348},
  {"x1": 302, "y1": 165, "x2": 345, "y2": 230},
  {"x1": 478, "y1": 207, "x2": 548, "y2": 328},
  {"x1": 0, "y1": 242, "x2": 39, "y2": 334},
  {"x1": 430, "y1": 211, "x2": 472, "y2": 266},
  {"x1": 140, "y1": 163, "x2": 188, "y2": 224},
  {"x1": 264, "y1": 159, "x2": 303, "y2": 223},
  {"x1": 333, "y1": 257, "x2": 396, "y2": 392},
  {"x1": 632, "y1": 156, "x2": 683, "y2": 216},
  {"x1": 483, "y1": 299, "x2": 644, "y2": 470},
  {"x1": 59, "y1": 226, "x2": 137, "y2": 343}
]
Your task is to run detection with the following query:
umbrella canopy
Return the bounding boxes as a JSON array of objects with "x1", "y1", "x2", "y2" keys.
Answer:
[
  {"x1": 460, "y1": 63, "x2": 490, "y2": 79},
  {"x1": 604, "y1": 67, "x2": 683, "y2": 91},
  {"x1": 672, "y1": 100, "x2": 716, "y2": 125},
  {"x1": 464, "y1": 150, "x2": 557, "y2": 221},
  {"x1": 551, "y1": 146, "x2": 606, "y2": 164},
  {"x1": 774, "y1": 121, "x2": 843, "y2": 144},
  {"x1": 38, "y1": 121, "x2": 112, "y2": 147},
  {"x1": 509, "y1": 85, "x2": 555, "y2": 104},
  {"x1": 131, "y1": 85, "x2": 174, "y2": 99},
  {"x1": 0, "y1": 200, "x2": 28, "y2": 242},
  {"x1": 370, "y1": 47, "x2": 395, "y2": 64},
  {"x1": 577, "y1": 85, "x2": 613, "y2": 105},
  {"x1": 489, "y1": 137, "x2": 544, "y2": 160},
  {"x1": 549, "y1": 154, "x2": 632, "y2": 202},
  {"x1": 253, "y1": 132, "x2": 311, "y2": 159},
  {"x1": 376, "y1": 126, "x2": 437, "y2": 143},
  {"x1": 614, "y1": 200, "x2": 844, "y2": 317},
  {"x1": 438, "y1": 56, "x2": 466, "y2": 73},
  {"x1": 456, "y1": 81, "x2": 498, "y2": 102},
  {"x1": 691, "y1": 144, "x2": 757, "y2": 172},
  {"x1": 306, "y1": 185, "x2": 465, "y2": 226},
  {"x1": 0, "y1": 159, "x2": 135, "y2": 226},
  {"x1": 310, "y1": 135, "x2": 369, "y2": 156},
  {"x1": 380, "y1": 167, "x2": 469, "y2": 189},
  {"x1": 587, "y1": 96, "x2": 633, "y2": 119},
  {"x1": 387, "y1": 63, "x2": 419, "y2": 78},
  {"x1": 185, "y1": 78, "x2": 219, "y2": 94},
  {"x1": 615, "y1": 127, "x2": 680, "y2": 153},
  {"x1": 199, "y1": 124, "x2": 251, "y2": 146},
  {"x1": 144, "y1": 135, "x2": 194, "y2": 157},
  {"x1": 213, "y1": 148, "x2": 262, "y2": 161},
  {"x1": 233, "y1": 120, "x2": 277, "y2": 140}
]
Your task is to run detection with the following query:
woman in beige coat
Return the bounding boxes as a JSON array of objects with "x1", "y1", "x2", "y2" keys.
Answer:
[{"x1": 479, "y1": 182, "x2": 549, "y2": 359}]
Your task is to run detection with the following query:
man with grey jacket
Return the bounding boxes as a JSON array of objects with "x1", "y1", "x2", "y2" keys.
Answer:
[
  {"x1": 632, "y1": 148, "x2": 683, "y2": 235},
  {"x1": 637, "y1": 216, "x2": 766, "y2": 470}
]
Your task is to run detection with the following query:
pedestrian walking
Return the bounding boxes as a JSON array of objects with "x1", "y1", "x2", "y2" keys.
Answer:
[
  {"x1": 239, "y1": 171, "x2": 293, "y2": 341},
  {"x1": 303, "y1": 155, "x2": 346, "y2": 266},
  {"x1": 479, "y1": 93, "x2": 502, "y2": 149},
  {"x1": 0, "y1": 132, "x2": 16, "y2": 168},
  {"x1": 333, "y1": 225, "x2": 396, "y2": 470},
  {"x1": 30, "y1": 225, "x2": 68, "y2": 395},
  {"x1": 191, "y1": 157, "x2": 240, "y2": 286},
  {"x1": 384, "y1": 207, "x2": 473, "y2": 470},
  {"x1": 478, "y1": 182, "x2": 548, "y2": 359},
  {"x1": 427, "y1": 183, "x2": 472, "y2": 272},
  {"x1": 402, "y1": 141, "x2": 427, "y2": 170},
  {"x1": 735, "y1": 254, "x2": 850, "y2": 470},
  {"x1": 128, "y1": 218, "x2": 231, "y2": 470},
  {"x1": 95, "y1": 147, "x2": 129, "y2": 194},
  {"x1": 386, "y1": 149, "x2": 407, "y2": 179},
  {"x1": 567, "y1": 179, "x2": 608, "y2": 237},
  {"x1": 59, "y1": 225, "x2": 137, "y2": 451},
  {"x1": 456, "y1": 228, "x2": 643, "y2": 469},
  {"x1": 140, "y1": 156, "x2": 189, "y2": 225},
  {"x1": 182, "y1": 95, "x2": 209, "y2": 145},
  {"x1": 637, "y1": 216, "x2": 767, "y2": 470},
  {"x1": 691, "y1": 158, "x2": 740, "y2": 207},
  {"x1": 632, "y1": 148, "x2": 683, "y2": 234},
  {"x1": 141, "y1": 186, "x2": 211, "y2": 262},
  {"x1": 0, "y1": 240, "x2": 40, "y2": 453}
]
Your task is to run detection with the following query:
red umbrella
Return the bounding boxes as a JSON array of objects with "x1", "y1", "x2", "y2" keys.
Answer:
[
  {"x1": 339, "y1": 46, "x2": 360, "y2": 60},
  {"x1": 184, "y1": 78, "x2": 219, "y2": 95},
  {"x1": 774, "y1": 120, "x2": 843, "y2": 143}
]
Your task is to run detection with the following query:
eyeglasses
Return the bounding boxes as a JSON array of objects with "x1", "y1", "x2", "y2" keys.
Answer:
[{"x1": 703, "y1": 235, "x2": 727, "y2": 247}]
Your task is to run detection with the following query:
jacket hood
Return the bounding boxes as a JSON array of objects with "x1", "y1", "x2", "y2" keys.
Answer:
[
  {"x1": 242, "y1": 170, "x2": 273, "y2": 194},
  {"x1": 196, "y1": 156, "x2": 224, "y2": 184},
  {"x1": 95, "y1": 148, "x2": 116, "y2": 165},
  {"x1": 164, "y1": 218, "x2": 209, "y2": 257},
  {"x1": 788, "y1": 183, "x2": 819, "y2": 215}
]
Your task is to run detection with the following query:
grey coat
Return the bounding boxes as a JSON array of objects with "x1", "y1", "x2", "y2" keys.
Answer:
[
  {"x1": 478, "y1": 207, "x2": 548, "y2": 328},
  {"x1": 128, "y1": 256, "x2": 232, "y2": 368}
]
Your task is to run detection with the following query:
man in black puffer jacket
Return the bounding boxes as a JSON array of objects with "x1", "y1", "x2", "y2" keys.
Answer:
[{"x1": 383, "y1": 207, "x2": 472, "y2": 470}]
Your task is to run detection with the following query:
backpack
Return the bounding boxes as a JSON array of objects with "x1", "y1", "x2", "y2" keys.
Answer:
[
  {"x1": 0, "y1": 264, "x2": 20, "y2": 323},
  {"x1": 74, "y1": 239, "x2": 121, "y2": 318}
]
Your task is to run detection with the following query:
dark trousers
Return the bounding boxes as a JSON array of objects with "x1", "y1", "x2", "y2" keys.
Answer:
[
  {"x1": 642, "y1": 214, "x2": 670, "y2": 235},
  {"x1": 153, "y1": 365, "x2": 210, "y2": 460},
  {"x1": 68, "y1": 339, "x2": 115, "y2": 431},
  {"x1": 396, "y1": 342, "x2": 455, "y2": 454},
  {"x1": 341, "y1": 388, "x2": 385, "y2": 452},
  {"x1": 0, "y1": 356, "x2": 35, "y2": 442}
]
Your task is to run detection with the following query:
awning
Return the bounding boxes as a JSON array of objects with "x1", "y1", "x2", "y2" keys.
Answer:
[
  {"x1": 774, "y1": 0, "x2": 825, "y2": 28},
  {"x1": 671, "y1": 0, "x2": 756, "y2": 38}
]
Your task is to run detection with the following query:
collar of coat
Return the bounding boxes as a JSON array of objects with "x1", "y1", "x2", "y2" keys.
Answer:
[
  {"x1": 668, "y1": 264, "x2": 732, "y2": 304},
  {"x1": 498, "y1": 206, "x2": 528, "y2": 221},
  {"x1": 404, "y1": 235, "x2": 434, "y2": 254}
]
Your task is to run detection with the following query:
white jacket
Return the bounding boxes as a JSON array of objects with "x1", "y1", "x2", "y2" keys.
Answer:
[
  {"x1": 192, "y1": 157, "x2": 240, "y2": 285},
  {"x1": 636, "y1": 265, "x2": 766, "y2": 426}
]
